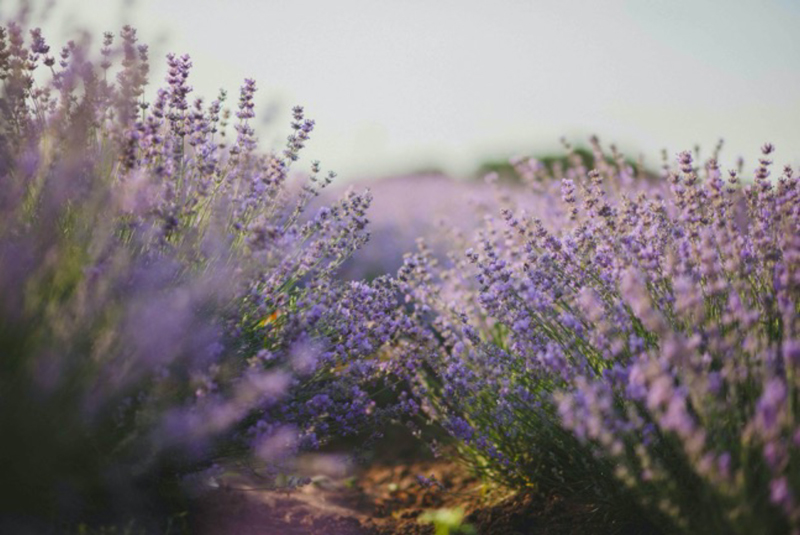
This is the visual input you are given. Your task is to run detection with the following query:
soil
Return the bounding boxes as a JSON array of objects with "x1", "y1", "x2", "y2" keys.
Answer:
[
  {"x1": 191, "y1": 425, "x2": 657, "y2": 535},
  {"x1": 191, "y1": 453, "x2": 657, "y2": 535}
]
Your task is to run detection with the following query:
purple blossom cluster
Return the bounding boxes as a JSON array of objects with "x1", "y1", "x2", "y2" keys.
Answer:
[
  {"x1": 0, "y1": 21, "x2": 409, "y2": 530},
  {"x1": 398, "y1": 138, "x2": 800, "y2": 534}
]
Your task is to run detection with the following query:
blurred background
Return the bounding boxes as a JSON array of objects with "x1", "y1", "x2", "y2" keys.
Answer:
[{"x1": 18, "y1": 0, "x2": 800, "y2": 181}]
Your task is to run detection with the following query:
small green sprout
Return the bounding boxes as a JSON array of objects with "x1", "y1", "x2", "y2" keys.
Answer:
[{"x1": 418, "y1": 507, "x2": 477, "y2": 535}]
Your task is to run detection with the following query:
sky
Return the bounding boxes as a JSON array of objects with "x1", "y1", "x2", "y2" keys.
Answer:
[{"x1": 10, "y1": 0, "x2": 800, "y2": 180}]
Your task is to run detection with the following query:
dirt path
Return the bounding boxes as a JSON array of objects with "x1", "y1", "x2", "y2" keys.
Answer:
[
  {"x1": 194, "y1": 483, "x2": 374, "y2": 535},
  {"x1": 192, "y1": 454, "x2": 365, "y2": 534},
  {"x1": 190, "y1": 453, "x2": 643, "y2": 535},
  {"x1": 191, "y1": 454, "x2": 480, "y2": 535}
]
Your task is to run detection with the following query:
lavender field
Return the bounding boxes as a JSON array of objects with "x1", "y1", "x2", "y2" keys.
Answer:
[{"x1": 1, "y1": 3, "x2": 799, "y2": 534}]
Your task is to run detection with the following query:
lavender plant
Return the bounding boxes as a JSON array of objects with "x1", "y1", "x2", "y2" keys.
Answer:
[
  {"x1": 399, "y1": 138, "x2": 800, "y2": 534},
  {"x1": 0, "y1": 20, "x2": 397, "y2": 530},
  {"x1": 396, "y1": 158, "x2": 641, "y2": 523}
]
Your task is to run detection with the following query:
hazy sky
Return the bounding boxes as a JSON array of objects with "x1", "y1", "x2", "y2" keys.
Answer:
[{"x1": 14, "y1": 0, "x2": 800, "y2": 179}]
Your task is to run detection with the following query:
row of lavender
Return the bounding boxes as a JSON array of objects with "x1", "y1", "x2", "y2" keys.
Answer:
[
  {"x1": 0, "y1": 22, "x2": 430, "y2": 530},
  {"x1": 3, "y1": 22, "x2": 799, "y2": 535},
  {"x1": 398, "y1": 138, "x2": 800, "y2": 534}
]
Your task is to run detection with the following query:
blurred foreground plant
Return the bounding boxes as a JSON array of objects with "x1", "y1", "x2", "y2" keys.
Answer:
[{"x1": 0, "y1": 19, "x2": 400, "y2": 531}]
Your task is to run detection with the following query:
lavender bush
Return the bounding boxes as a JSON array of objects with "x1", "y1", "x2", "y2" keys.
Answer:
[
  {"x1": 0, "y1": 20, "x2": 404, "y2": 530},
  {"x1": 398, "y1": 138, "x2": 800, "y2": 534}
]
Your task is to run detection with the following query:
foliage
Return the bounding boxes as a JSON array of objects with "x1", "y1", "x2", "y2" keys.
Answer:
[
  {"x1": 0, "y1": 18, "x2": 408, "y2": 530},
  {"x1": 399, "y1": 136, "x2": 800, "y2": 534}
]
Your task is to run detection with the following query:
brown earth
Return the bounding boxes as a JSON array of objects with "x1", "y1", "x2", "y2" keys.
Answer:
[{"x1": 191, "y1": 453, "x2": 655, "y2": 535}]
